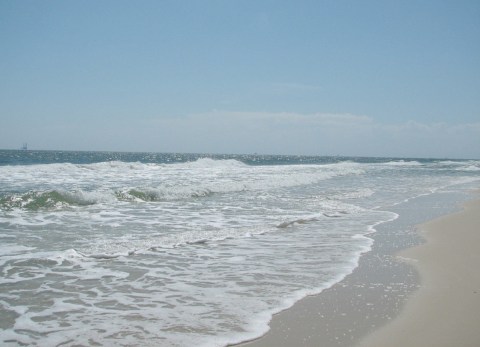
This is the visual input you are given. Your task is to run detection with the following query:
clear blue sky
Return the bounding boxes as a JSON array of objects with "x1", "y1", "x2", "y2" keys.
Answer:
[{"x1": 1, "y1": 0, "x2": 479, "y2": 158}]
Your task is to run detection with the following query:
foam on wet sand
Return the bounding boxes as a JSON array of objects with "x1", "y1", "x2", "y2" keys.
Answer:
[{"x1": 240, "y1": 195, "x2": 480, "y2": 347}]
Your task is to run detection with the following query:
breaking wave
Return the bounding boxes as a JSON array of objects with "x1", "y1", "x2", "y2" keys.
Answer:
[
  {"x1": 0, "y1": 190, "x2": 107, "y2": 210},
  {"x1": 0, "y1": 159, "x2": 365, "y2": 210}
]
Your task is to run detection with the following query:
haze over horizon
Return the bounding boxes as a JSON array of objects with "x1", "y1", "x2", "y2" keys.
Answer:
[{"x1": 1, "y1": 1, "x2": 479, "y2": 159}]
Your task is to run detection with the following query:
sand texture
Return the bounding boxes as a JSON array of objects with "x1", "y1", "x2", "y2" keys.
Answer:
[{"x1": 357, "y1": 199, "x2": 480, "y2": 347}]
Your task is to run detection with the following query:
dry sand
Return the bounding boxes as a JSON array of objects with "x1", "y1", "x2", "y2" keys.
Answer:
[{"x1": 357, "y1": 198, "x2": 480, "y2": 347}]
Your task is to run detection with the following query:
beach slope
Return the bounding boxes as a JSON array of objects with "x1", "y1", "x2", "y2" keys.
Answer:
[{"x1": 357, "y1": 198, "x2": 480, "y2": 347}]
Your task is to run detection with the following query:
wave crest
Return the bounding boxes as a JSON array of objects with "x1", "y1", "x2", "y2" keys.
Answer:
[
  {"x1": 174, "y1": 158, "x2": 248, "y2": 169},
  {"x1": 0, "y1": 190, "x2": 111, "y2": 211},
  {"x1": 115, "y1": 187, "x2": 214, "y2": 202}
]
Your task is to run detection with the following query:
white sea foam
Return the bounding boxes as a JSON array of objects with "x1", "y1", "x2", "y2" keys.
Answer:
[
  {"x1": 1, "y1": 157, "x2": 478, "y2": 347},
  {"x1": 176, "y1": 157, "x2": 248, "y2": 168},
  {"x1": 459, "y1": 164, "x2": 480, "y2": 172},
  {"x1": 0, "y1": 245, "x2": 36, "y2": 256},
  {"x1": 384, "y1": 160, "x2": 423, "y2": 166}
]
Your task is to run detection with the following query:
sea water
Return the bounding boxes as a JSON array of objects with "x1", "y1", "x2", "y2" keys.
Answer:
[{"x1": 0, "y1": 150, "x2": 479, "y2": 346}]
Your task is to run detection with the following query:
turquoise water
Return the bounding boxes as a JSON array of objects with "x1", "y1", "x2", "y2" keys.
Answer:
[{"x1": 0, "y1": 150, "x2": 479, "y2": 346}]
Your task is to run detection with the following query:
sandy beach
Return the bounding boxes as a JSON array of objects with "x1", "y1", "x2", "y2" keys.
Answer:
[
  {"x1": 240, "y1": 195, "x2": 480, "y2": 347},
  {"x1": 357, "y1": 198, "x2": 480, "y2": 347}
]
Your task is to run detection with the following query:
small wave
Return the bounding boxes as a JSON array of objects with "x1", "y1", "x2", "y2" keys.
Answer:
[
  {"x1": 457, "y1": 164, "x2": 480, "y2": 172},
  {"x1": 0, "y1": 190, "x2": 103, "y2": 211},
  {"x1": 64, "y1": 158, "x2": 247, "y2": 172},
  {"x1": 115, "y1": 187, "x2": 214, "y2": 202},
  {"x1": 437, "y1": 160, "x2": 465, "y2": 166},
  {"x1": 384, "y1": 160, "x2": 423, "y2": 166},
  {"x1": 277, "y1": 217, "x2": 318, "y2": 228},
  {"x1": 46, "y1": 249, "x2": 85, "y2": 264},
  {"x1": 175, "y1": 157, "x2": 248, "y2": 169},
  {"x1": 75, "y1": 249, "x2": 136, "y2": 259},
  {"x1": 80, "y1": 160, "x2": 149, "y2": 171},
  {"x1": 115, "y1": 189, "x2": 162, "y2": 202},
  {"x1": 323, "y1": 212, "x2": 343, "y2": 218},
  {"x1": 186, "y1": 239, "x2": 209, "y2": 245}
]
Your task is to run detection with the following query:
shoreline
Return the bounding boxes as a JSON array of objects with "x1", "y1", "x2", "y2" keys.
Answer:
[
  {"x1": 357, "y1": 197, "x2": 480, "y2": 347},
  {"x1": 238, "y1": 191, "x2": 477, "y2": 347}
]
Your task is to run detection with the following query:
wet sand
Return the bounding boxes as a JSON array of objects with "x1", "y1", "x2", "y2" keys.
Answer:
[
  {"x1": 238, "y1": 193, "x2": 479, "y2": 347},
  {"x1": 357, "y1": 198, "x2": 480, "y2": 347}
]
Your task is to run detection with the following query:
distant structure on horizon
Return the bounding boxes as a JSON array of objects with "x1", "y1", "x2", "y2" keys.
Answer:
[{"x1": 21, "y1": 143, "x2": 28, "y2": 150}]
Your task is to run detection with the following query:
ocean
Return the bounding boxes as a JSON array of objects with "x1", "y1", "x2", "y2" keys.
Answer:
[{"x1": 0, "y1": 150, "x2": 479, "y2": 347}]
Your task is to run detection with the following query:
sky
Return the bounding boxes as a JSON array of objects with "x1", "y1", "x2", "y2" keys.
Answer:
[{"x1": 1, "y1": 0, "x2": 479, "y2": 158}]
